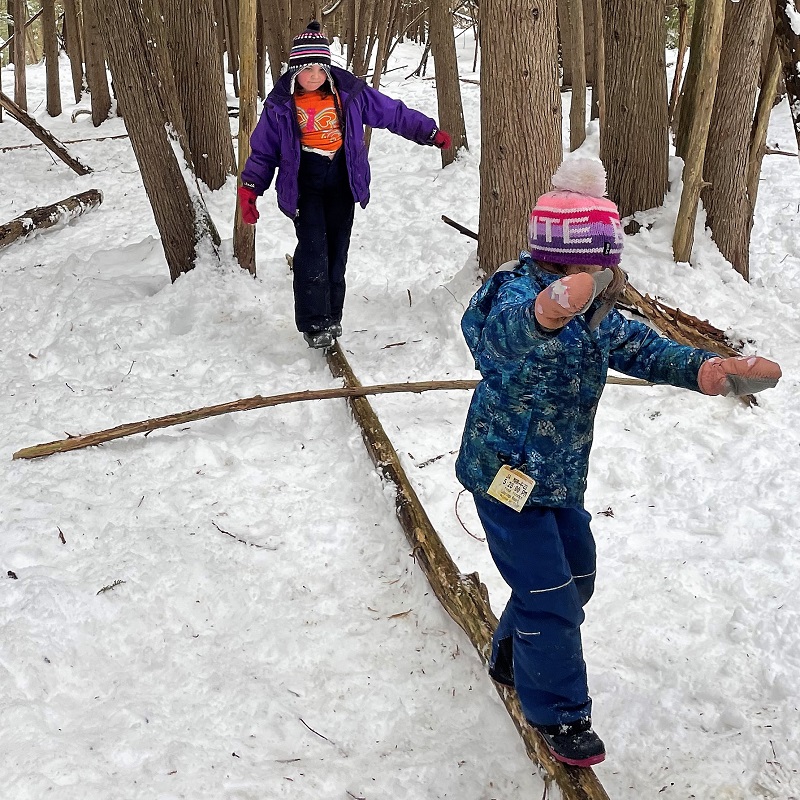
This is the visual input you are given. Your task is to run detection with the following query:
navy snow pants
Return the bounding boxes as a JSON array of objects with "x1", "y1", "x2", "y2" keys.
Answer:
[
  {"x1": 473, "y1": 494, "x2": 597, "y2": 727},
  {"x1": 293, "y1": 149, "x2": 355, "y2": 333}
]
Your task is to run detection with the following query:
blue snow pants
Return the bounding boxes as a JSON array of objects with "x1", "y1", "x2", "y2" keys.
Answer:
[
  {"x1": 293, "y1": 148, "x2": 355, "y2": 333},
  {"x1": 474, "y1": 494, "x2": 596, "y2": 727}
]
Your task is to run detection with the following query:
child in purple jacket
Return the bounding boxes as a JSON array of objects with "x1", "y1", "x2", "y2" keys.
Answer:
[{"x1": 238, "y1": 21, "x2": 451, "y2": 349}]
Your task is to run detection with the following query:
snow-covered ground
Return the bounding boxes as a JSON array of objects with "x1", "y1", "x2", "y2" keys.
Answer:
[{"x1": 1, "y1": 33, "x2": 798, "y2": 799}]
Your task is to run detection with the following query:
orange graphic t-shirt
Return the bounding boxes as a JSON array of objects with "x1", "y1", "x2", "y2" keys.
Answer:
[{"x1": 294, "y1": 90, "x2": 343, "y2": 152}]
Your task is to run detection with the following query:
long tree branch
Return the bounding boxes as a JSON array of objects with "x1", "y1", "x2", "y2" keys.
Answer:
[{"x1": 12, "y1": 376, "x2": 649, "y2": 461}]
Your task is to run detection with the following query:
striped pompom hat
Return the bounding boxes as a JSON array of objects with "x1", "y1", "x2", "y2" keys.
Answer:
[
  {"x1": 288, "y1": 20, "x2": 331, "y2": 72},
  {"x1": 527, "y1": 159, "x2": 623, "y2": 267}
]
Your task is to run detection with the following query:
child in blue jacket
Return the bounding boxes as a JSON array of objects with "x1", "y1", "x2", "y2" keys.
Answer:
[
  {"x1": 455, "y1": 158, "x2": 781, "y2": 767},
  {"x1": 238, "y1": 21, "x2": 450, "y2": 349}
]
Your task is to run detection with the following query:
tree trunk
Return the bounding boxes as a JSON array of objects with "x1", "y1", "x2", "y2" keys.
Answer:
[
  {"x1": 668, "y1": 0, "x2": 690, "y2": 125},
  {"x1": 773, "y1": 0, "x2": 800, "y2": 152},
  {"x1": 260, "y1": 0, "x2": 291, "y2": 81},
  {"x1": 591, "y1": 0, "x2": 604, "y2": 122},
  {"x1": 701, "y1": 0, "x2": 770, "y2": 280},
  {"x1": 675, "y1": 0, "x2": 705, "y2": 157},
  {"x1": 162, "y1": 0, "x2": 236, "y2": 190},
  {"x1": 224, "y1": 0, "x2": 241, "y2": 96},
  {"x1": 672, "y1": 0, "x2": 725, "y2": 264},
  {"x1": 748, "y1": 36, "x2": 783, "y2": 207},
  {"x1": 557, "y1": 0, "x2": 573, "y2": 87},
  {"x1": 600, "y1": 0, "x2": 669, "y2": 218},
  {"x1": 82, "y1": 0, "x2": 112, "y2": 125},
  {"x1": 478, "y1": 0, "x2": 561, "y2": 274},
  {"x1": 62, "y1": 0, "x2": 85, "y2": 103},
  {"x1": 429, "y1": 0, "x2": 468, "y2": 164},
  {"x1": 235, "y1": 0, "x2": 258, "y2": 274},
  {"x1": 566, "y1": 0, "x2": 587, "y2": 150},
  {"x1": 0, "y1": 190, "x2": 103, "y2": 249},
  {"x1": 11, "y1": 0, "x2": 27, "y2": 111},
  {"x1": 96, "y1": 0, "x2": 220, "y2": 282},
  {"x1": 42, "y1": 0, "x2": 62, "y2": 117}
]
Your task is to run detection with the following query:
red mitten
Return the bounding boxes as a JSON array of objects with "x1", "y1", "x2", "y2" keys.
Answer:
[
  {"x1": 433, "y1": 129, "x2": 452, "y2": 150},
  {"x1": 534, "y1": 270, "x2": 612, "y2": 331},
  {"x1": 697, "y1": 355, "x2": 782, "y2": 396},
  {"x1": 238, "y1": 185, "x2": 259, "y2": 225}
]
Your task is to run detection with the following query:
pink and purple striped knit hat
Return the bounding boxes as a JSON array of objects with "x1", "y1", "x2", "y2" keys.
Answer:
[
  {"x1": 528, "y1": 159, "x2": 624, "y2": 268},
  {"x1": 288, "y1": 21, "x2": 331, "y2": 73}
]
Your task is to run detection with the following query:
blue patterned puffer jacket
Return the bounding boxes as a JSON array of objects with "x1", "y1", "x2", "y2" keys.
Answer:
[{"x1": 455, "y1": 255, "x2": 717, "y2": 508}]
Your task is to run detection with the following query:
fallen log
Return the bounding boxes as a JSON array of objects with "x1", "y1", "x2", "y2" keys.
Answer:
[
  {"x1": 0, "y1": 190, "x2": 103, "y2": 250},
  {"x1": 324, "y1": 343, "x2": 611, "y2": 800},
  {"x1": 0, "y1": 91, "x2": 92, "y2": 175},
  {"x1": 11, "y1": 374, "x2": 651, "y2": 461}
]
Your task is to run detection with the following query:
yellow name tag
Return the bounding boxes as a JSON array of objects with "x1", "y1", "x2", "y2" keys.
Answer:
[{"x1": 487, "y1": 465, "x2": 536, "y2": 512}]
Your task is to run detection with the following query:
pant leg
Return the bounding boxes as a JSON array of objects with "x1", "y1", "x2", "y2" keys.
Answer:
[
  {"x1": 474, "y1": 495, "x2": 592, "y2": 727},
  {"x1": 323, "y1": 149, "x2": 355, "y2": 325},
  {"x1": 293, "y1": 152, "x2": 332, "y2": 333},
  {"x1": 556, "y1": 506, "x2": 596, "y2": 607}
]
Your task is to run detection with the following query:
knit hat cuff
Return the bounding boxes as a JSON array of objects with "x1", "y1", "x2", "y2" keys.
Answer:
[{"x1": 528, "y1": 246, "x2": 622, "y2": 268}]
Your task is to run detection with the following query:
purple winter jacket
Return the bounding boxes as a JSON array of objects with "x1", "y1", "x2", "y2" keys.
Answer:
[{"x1": 240, "y1": 66, "x2": 439, "y2": 218}]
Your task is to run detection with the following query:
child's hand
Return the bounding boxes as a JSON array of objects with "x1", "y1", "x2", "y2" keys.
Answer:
[
  {"x1": 433, "y1": 129, "x2": 452, "y2": 149},
  {"x1": 534, "y1": 270, "x2": 612, "y2": 330},
  {"x1": 697, "y1": 355, "x2": 782, "y2": 396},
  {"x1": 238, "y1": 185, "x2": 260, "y2": 225}
]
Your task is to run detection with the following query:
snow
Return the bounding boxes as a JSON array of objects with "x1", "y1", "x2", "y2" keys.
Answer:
[{"x1": 1, "y1": 34, "x2": 799, "y2": 800}]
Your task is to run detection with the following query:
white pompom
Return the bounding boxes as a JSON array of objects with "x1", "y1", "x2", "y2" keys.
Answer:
[{"x1": 551, "y1": 158, "x2": 607, "y2": 198}]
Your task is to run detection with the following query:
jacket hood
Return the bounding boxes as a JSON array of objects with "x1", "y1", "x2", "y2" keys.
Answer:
[{"x1": 268, "y1": 65, "x2": 365, "y2": 111}]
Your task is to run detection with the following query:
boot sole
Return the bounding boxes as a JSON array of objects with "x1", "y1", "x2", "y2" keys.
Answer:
[{"x1": 543, "y1": 743, "x2": 605, "y2": 768}]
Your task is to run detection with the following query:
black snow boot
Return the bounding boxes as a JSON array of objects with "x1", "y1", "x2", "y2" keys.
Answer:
[
  {"x1": 327, "y1": 322, "x2": 343, "y2": 339},
  {"x1": 534, "y1": 718, "x2": 605, "y2": 768},
  {"x1": 303, "y1": 329, "x2": 334, "y2": 349}
]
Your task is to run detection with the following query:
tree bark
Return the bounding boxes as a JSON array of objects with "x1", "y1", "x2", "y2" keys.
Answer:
[
  {"x1": 162, "y1": 0, "x2": 236, "y2": 190},
  {"x1": 600, "y1": 0, "x2": 669, "y2": 218},
  {"x1": 11, "y1": 0, "x2": 28, "y2": 111},
  {"x1": 478, "y1": 0, "x2": 561, "y2": 274},
  {"x1": 674, "y1": 0, "x2": 704, "y2": 157},
  {"x1": 566, "y1": 0, "x2": 587, "y2": 150},
  {"x1": 235, "y1": 0, "x2": 258, "y2": 274},
  {"x1": 557, "y1": 0, "x2": 573, "y2": 87},
  {"x1": 260, "y1": 0, "x2": 290, "y2": 80},
  {"x1": 773, "y1": 0, "x2": 800, "y2": 152},
  {"x1": 428, "y1": 0, "x2": 468, "y2": 164},
  {"x1": 702, "y1": 0, "x2": 770, "y2": 280},
  {"x1": 0, "y1": 190, "x2": 103, "y2": 250},
  {"x1": 62, "y1": 0, "x2": 85, "y2": 104},
  {"x1": 748, "y1": 37, "x2": 783, "y2": 207},
  {"x1": 668, "y1": 0, "x2": 690, "y2": 125},
  {"x1": 224, "y1": 0, "x2": 241, "y2": 96},
  {"x1": 0, "y1": 90, "x2": 93, "y2": 174},
  {"x1": 82, "y1": 0, "x2": 112, "y2": 126},
  {"x1": 672, "y1": 0, "x2": 724, "y2": 264},
  {"x1": 591, "y1": 0, "x2": 604, "y2": 123},
  {"x1": 42, "y1": 0, "x2": 62, "y2": 117},
  {"x1": 96, "y1": 0, "x2": 220, "y2": 282}
]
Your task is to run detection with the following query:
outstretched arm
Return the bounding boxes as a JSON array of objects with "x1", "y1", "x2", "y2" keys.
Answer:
[
  {"x1": 359, "y1": 85, "x2": 440, "y2": 145},
  {"x1": 607, "y1": 313, "x2": 780, "y2": 396}
]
